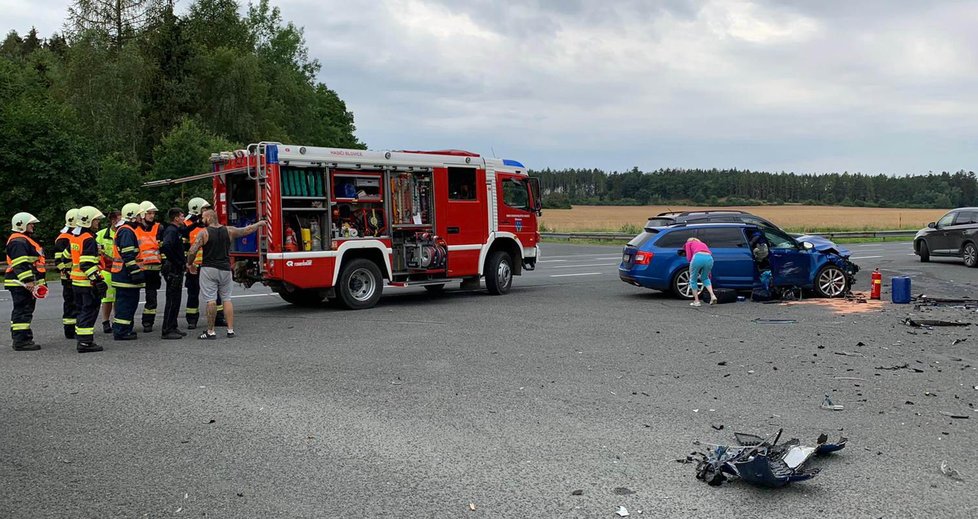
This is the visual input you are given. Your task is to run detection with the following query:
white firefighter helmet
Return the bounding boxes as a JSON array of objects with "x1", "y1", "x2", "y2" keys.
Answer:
[
  {"x1": 76, "y1": 206, "x2": 105, "y2": 228},
  {"x1": 11, "y1": 212, "x2": 39, "y2": 232},
  {"x1": 121, "y1": 202, "x2": 143, "y2": 222},
  {"x1": 188, "y1": 197, "x2": 211, "y2": 215},
  {"x1": 65, "y1": 208, "x2": 79, "y2": 227},
  {"x1": 139, "y1": 201, "x2": 158, "y2": 215}
]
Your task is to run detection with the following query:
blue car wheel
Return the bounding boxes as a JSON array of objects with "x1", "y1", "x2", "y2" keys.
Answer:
[
  {"x1": 814, "y1": 265, "x2": 848, "y2": 298},
  {"x1": 671, "y1": 269, "x2": 694, "y2": 299}
]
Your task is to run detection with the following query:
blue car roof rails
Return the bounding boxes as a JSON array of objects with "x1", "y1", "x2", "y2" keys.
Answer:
[{"x1": 658, "y1": 209, "x2": 750, "y2": 217}]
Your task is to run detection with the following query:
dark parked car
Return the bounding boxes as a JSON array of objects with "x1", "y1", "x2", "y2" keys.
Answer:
[
  {"x1": 619, "y1": 222, "x2": 858, "y2": 298},
  {"x1": 914, "y1": 207, "x2": 978, "y2": 267}
]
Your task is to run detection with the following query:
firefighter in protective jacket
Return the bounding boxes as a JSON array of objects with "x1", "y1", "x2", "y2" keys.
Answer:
[
  {"x1": 54, "y1": 208, "x2": 79, "y2": 338},
  {"x1": 70, "y1": 206, "x2": 107, "y2": 353},
  {"x1": 5, "y1": 212, "x2": 46, "y2": 351},
  {"x1": 95, "y1": 210, "x2": 120, "y2": 334},
  {"x1": 136, "y1": 201, "x2": 163, "y2": 332},
  {"x1": 111, "y1": 203, "x2": 146, "y2": 340}
]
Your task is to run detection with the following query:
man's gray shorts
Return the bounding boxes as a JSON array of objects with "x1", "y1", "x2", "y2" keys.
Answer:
[{"x1": 199, "y1": 267, "x2": 232, "y2": 303}]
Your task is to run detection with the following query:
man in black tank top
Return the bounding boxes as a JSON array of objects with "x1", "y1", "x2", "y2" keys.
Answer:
[{"x1": 187, "y1": 210, "x2": 265, "y2": 339}]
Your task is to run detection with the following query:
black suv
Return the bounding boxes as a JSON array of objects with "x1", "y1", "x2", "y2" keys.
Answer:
[{"x1": 914, "y1": 207, "x2": 978, "y2": 267}]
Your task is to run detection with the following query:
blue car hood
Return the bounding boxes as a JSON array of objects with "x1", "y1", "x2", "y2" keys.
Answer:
[{"x1": 795, "y1": 234, "x2": 850, "y2": 257}]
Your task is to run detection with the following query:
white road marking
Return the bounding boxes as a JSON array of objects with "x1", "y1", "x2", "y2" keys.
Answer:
[
  {"x1": 537, "y1": 259, "x2": 568, "y2": 263},
  {"x1": 850, "y1": 255, "x2": 883, "y2": 260},
  {"x1": 549, "y1": 272, "x2": 604, "y2": 277},
  {"x1": 549, "y1": 263, "x2": 620, "y2": 269}
]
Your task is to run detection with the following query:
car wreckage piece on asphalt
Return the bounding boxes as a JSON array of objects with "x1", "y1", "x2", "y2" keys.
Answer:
[{"x1": 691, "y1": 429, "x2": 847, "y2": 488}]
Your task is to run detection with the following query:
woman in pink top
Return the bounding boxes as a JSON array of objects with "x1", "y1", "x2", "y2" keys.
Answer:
[{"x1": 684, "y1": 237, "x2": 717, "y2": 306}]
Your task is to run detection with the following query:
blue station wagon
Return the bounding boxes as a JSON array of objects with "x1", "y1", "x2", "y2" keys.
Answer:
[{"x1": 619, "y1": 223, "x2": 858, "y2": 298}]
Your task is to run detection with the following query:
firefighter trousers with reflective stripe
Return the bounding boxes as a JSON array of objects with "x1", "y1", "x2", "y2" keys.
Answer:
[
  {"x1": 142, "y1": 270, "x2": 161, "y2": 327},
  {"x1": 61, "y1": 279, "x2": 77, "y2": 338},
  {"x1": 185, "y1": 272, "x2": 199, "y2": 325},
  {"x1": 8, "y1": 287, "x2": 35, "y2": 346},
  {"x1": 162, "y1": 270, "x2": 184, "y2": 334},
  {"x1": 113, "y1": 287, "x2": 140, "y2": 338},
  {"x1": 74, "y1": 286, "x2": 100, "y2": 345}
]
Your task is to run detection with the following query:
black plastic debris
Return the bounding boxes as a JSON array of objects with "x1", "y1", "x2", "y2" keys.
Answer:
[
  {"x1": 939, "y1": 411, "x2": 971, "y2": 419},
  {"x1": 952, "y1": 338, "x2": 968, "y2": 345},
  {"x1": 903, "y1": 317, "x2": 971, "y2": 328},
  {"x1": 690, "y1": 429, "x2": 846, "y2": 488},
  {"x1": 754, "y1": 318, "x2": 797, "y2": 325},
  {"x1": 571, "y1": 489, "x2": 584, "y2": 496}
]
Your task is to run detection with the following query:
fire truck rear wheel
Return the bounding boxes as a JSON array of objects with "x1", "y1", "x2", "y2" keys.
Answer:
[
  {"x1": 279, "y1": 289, "x2": 325, "y2": 307},
  {"x1": 485, "y1": 251, "x2": 513, "y2": 295},
  {"x1": 337, "y1": 258, "x2": 383, "y2": 310}
]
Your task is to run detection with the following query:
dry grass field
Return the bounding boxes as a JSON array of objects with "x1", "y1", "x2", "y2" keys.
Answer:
[{"x1": 539, "y1": 205, "x2": 950, "y2": 233}]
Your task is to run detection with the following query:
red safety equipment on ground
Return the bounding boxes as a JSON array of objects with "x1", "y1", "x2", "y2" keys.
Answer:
[
  {"x1": 285, "y1": 226, "x2": 299, "y2": 252},
  {"x1": 870, "y1": 268, "x2": 882, "y2": 300}
]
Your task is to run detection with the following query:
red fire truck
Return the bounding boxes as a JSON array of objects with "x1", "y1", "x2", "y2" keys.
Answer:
[{"x1": 149, "y1": 143, "x2": 542, "y2": 309}]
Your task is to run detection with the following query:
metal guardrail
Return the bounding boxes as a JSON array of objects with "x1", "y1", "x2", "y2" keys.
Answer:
[{"x1": 541, "y1": 229, "x2": 918, "y2": 242}]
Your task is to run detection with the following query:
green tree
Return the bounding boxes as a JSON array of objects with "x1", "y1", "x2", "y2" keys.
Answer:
[{"x1": 148, "y1": 117, "x2": 237, "y2": 208}]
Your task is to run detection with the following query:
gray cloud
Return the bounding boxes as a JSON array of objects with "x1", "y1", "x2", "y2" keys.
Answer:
[{"x1": 4, "y1": 0, "x2": 977, "y2": 173}]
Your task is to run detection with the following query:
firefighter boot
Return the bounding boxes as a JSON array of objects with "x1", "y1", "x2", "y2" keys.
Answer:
[
  {"x1": 77, "y1": 342, "x2": 103, "y2": 353},
  {"x1": 12, "y1": 340, "x2": 40, "y2": 351},
  {"x1": 63, "y1": 325, "x2": 75, "y2": 339},
  {"x1": 102, "y1": 320, "x2": 112, "y2": 334}
]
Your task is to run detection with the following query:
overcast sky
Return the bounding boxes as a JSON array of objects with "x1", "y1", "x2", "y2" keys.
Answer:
[{"x1": 3, "y1": 0, "x2": 977, "y2": 174}]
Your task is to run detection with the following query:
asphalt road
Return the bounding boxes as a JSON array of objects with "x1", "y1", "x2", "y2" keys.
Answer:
[{"x1": 1, "y1": 241, "x2": 976, "y2": 518}]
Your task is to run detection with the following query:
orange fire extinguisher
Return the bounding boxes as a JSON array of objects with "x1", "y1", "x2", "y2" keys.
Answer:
[{"x1": 870, "y1": 268, "x2": 882, "y2": 300}]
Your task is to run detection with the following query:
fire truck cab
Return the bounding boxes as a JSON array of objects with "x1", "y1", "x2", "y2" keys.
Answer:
[{"x1": 179, "y1": 143, "x2": 541, "y2": 309}]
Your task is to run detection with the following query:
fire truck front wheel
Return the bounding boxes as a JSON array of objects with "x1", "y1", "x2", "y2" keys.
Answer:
[
  {"x1": 485, "y1": 251, "x2": 514, "y2": 295},
  {"x1": 337, "y1": 258, "x2": 384, "y2": 309}
]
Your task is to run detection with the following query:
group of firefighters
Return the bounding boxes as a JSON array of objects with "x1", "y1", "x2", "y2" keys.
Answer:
[{"x1": 4, "y1": 197, "x2": 224, "y2": 352}]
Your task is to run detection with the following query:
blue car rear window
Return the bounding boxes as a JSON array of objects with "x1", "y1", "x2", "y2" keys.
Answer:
[{"x1": 628, "y1": 230, "x2": 659, "y2": 247}]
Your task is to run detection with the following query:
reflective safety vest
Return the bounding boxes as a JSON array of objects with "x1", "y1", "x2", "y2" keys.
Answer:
[
  {"x1": 110, "y1": 225, "x2": 145, "y2": 288},
  {"x1": 55, "y1": 231, "x2": 74, "y2": 279},
  {"x1": 4, "y1": 233, "x2": 46, "y2": 287},
  {"x1": 187, "y1": 223, "x2": 205, "y2": 267},
  {"x1": 95, "y1": 227, "x2": 116, "y2": 270},
  {"x1": 135, "y1": 223, "x2": 161, "y2": 266},
  {"x1": 69, "y1": 232, "x2": 99, "y2": 287}
]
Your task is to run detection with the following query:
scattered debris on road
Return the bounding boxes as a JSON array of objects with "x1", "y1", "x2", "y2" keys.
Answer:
[
  {"x1": 820, "y1": 395, "x2": 844, "y2": 411},
  {"x1": 903, "y1": 317, "x2": 971, "y2": 328},
  {"x1": 689, "y1": 429, "x2": 846, "y2": 488},
  {"x1": 941, "y1": 461, "x2": 964, "y2": 481},
  {"x1": 753, "y1": 318, "x2": 797, "y2": 325},
  {"x1": 571, "y1": 489, "x2": 583, "y2": 496},
  {"x1": 616, "y1": 505, "x2": 630, "y2": 517},
  {"x1": 939, "y1": 411, "x2": 970, "y2": 419}
]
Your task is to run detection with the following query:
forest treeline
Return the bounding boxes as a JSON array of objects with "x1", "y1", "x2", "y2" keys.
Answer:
[
  {"x1": 0, "y1": 0, "x2": 363, "y2": 252},
  {"x1": 531, "y1": 167, "x2": 978, "y2": 209}
]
